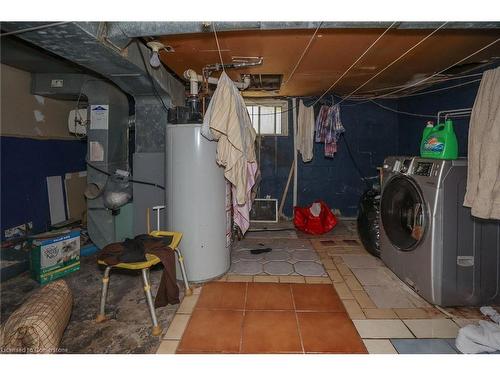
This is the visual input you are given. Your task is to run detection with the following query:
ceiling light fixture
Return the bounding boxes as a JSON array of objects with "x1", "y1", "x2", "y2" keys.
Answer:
[{"x1": 146, "y1": 41, "x2": 174, "y2": 69}]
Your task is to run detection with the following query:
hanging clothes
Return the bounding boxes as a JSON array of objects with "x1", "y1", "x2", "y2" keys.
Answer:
[
  {"x1": 201, "y1": 72, "x2": 259, "y2": 234},
  {"x1": 297, "y1": 99, "x2": 315, "y2": 162},
  {"x1": 314, "y1": 103, "x2": 345, "y2": 158},
  {"x1": 463, "y1": 66, "x2": 500, "y2": 220}
]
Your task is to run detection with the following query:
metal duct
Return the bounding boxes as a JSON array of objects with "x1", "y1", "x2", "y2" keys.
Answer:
[
  {"x1": 2, "y1": 22, "x2": 187, "y2": 241},
  {"x1": 31, "y1": 73, "x2": 130, "y2": 248},
  {"x1": 103, "y1": 21, "x2": 500, "y2": 43},
  {"x1": 0, "y1": 22, "x2": 185, "y2": 106}
]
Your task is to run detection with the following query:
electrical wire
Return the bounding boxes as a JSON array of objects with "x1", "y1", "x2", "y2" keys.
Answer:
[
  {"x1": 341, "y1": 134, "x2": 370, "y2": 189},
  {"x1": 281, "y1": 22, "x2": 323, "y2": 88},
  {"x1": 338, "y1": 22, "x2": 448, "y2": 105},
  {"x1": 312, "y1": 22, "x2": 397, "y2": 107},
  {"x1": 0, "y1": 22, "x2": 70, "y2": 37},
  {"x1": 71, "y1": 78, "x2": 106, "y2": 139},
  {"x1": 368, "y1": 100, "x2": 437, "y2": 118},
  {"x1": 213, "y1": 23, "x2": 225, "y2": 72},
  {"x1": 86, "y1": 162, "x2": 165, "y2": 190},
  {"x1": 351, "y1": 72, "x2": 485, "y2": 97},
  {"x1": 136, "y1": 39, "x2": 170, "y2": 112},
  {"x1": 394, "y1": 78, "x2": 482, "y2": 98},
  {"x1": 371, "y1": 37, "x2": 500, "y2": 100}
]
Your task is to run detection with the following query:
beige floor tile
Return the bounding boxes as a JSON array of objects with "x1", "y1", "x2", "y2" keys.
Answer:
[
  {"x1": 253, "y1": 275, "x2": 279, "y2": 283},
  {"x1": 394, "y1": 308, "x2": 432, "y2": 319},
  {"x1": 192, "y1": 286, "x2": 203, "y2": 295},
  {"x1": 341, "y1": 254, "x2": 384, "y2": 269},
  {"x1": 453, "y1": 318, "x2": 481, "y2": 328},
  {"x1": 343, "y1": 299, "x2": 366, "y2": 319},
  {"x1": 344, "y1": 275, "x2": 364, "y2": 291},
  {"x1": 363, "y1": 309, "x2": 398, "y2": 319},
  {"x1": 177, "y1": 294, "x2": 200, "y2": 314},
  {"x1": 363, "y1": 339, "x2": 397, "y2": 354},
  {"x1": 333, "y1": 282, "x2": 354, "y2": 300},
  {"x1": 156, "y1": 340, "x2": 179, "y2": 354},
  {"x1": 164, "y1": 314, "x2": 191, "y2": 340},
  {"x1": 403, "y1": 319, "x2": 459, "y2": 338},
  {"x1": 353, "y1": 319, "x2": 413, "y2": 339},
  {"x1": 327, "y1": 269, "x2": 344, "y2": 283},
  {"x1": 352, "y1": 290, "x2": 377, "y2": 309},
  {"x1": 336, "y1": 263, "x2": 353, "y2": 276},
  {"x1": 322, "y1": 258, "x2": 336, "y2": 270},
  {"x1": 305, "y1": 276, "x2": 331, "y2": 284},
  {"x1": 227, "y1": 275, "x2": 253, "y2": 282},
  {"x1": 332, "y1": 256, "x2": 344, "y2": 265},
  {"x1": 364, "y1": 286, "x2": 416, "y2": 309},
  {"x1": 279, "y1": 275, "x2": 305, "y2": 283}
]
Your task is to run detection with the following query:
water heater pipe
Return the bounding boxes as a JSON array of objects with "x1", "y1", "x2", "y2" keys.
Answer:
[{"x1": 184, "y1": 69, "x2": 251, "y2": 94}]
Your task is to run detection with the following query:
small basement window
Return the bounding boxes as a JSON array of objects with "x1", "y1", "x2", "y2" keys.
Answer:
[{"x1": 246, "y1": 100, "x2": 289, "y2": 136}]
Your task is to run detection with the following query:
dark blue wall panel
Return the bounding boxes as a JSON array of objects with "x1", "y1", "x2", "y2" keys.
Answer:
[
  {"x1": 1, "y1": 136, "x2": 86, "y2": 238},
  {"x1": 397, "y1": 77, "x2": 481, "y2": 157},
  {"x1": 257, "y1": 98, "x2": 399, "y2": 217}
]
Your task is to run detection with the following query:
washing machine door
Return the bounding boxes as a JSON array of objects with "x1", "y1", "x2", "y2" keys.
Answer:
[{"x1": 381, "y1": 175, "x2": 427, "y2": 251}]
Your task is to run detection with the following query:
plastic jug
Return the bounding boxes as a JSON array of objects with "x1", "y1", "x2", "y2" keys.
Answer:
[{"x1": 420, "y1": 119, "x2": 458, "y2": 160}]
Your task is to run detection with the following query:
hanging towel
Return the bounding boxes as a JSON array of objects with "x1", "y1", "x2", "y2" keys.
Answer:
[
  {"x1": 297, "y1": 99, "x2": 315, "y2": 162},
  {"x1": 463, "y1": 67, "x2": 500, "y2": 220},
  {"x1": 201, "y1": 72, "x2": 259, "y2": 234}
]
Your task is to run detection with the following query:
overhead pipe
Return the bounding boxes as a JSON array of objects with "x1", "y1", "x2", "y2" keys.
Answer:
[
  {"x1": 183, "y1": 69, "x2": 251, "y2": 93},
  {"x1": 201, "y1": 57, "x2": 263, "y2": 78}
]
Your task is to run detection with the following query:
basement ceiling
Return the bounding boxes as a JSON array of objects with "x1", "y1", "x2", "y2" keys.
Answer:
[{"x1": 156, "y1": 27, "x2": 500, "y2": 97}]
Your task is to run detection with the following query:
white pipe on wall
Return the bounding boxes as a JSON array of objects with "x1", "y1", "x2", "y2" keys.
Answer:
[
  {"x1": 183, "y1": 69, "x2": 251, "y2": 93},
  {"x1": 292, "y1": 98, "x2": 298, "y2": 208}
]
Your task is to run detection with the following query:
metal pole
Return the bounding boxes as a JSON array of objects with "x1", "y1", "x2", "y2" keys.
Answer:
[{"x1": 292, "y1": 98, "x2": 298, "y2": 207}]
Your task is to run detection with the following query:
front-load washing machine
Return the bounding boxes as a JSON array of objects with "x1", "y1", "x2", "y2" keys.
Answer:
[{"x1": 380, "y1": 156, "x2": 500, "y2": 307}]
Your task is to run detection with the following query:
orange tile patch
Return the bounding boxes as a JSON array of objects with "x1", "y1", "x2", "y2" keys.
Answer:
[{"x1": 177, "y1": 281, "x2": 366, "y2": 354}]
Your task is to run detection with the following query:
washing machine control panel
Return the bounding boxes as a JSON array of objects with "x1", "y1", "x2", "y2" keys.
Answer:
[{"x1": 413, "y1": 162, "x2": 434, "y2": 176}]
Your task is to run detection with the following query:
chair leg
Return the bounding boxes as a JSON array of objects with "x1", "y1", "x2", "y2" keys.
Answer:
[
  {"x1": 96, "y1": 266, "x2": 111, "y2": 323},
  {"x1": 175, "y1": 248, "x2": 192, "y2": 296},
  {"x1": 141, "y1": 268, "x2": 162, "y2": 336}
]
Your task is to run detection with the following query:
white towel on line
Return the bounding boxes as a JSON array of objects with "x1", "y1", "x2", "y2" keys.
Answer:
[{"x1": 297, "y1": 99, "x2": 315, "y2": 163}]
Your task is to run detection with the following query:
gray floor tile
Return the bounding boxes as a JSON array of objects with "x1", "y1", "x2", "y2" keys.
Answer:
[
  {"x1": 290, "y1": 249, "x2": 320, "y2": 261},
  {"x1": 230, "y1": 260, "x2": 263, "y2": 275},
  {"x1": 231, "y1": 250, "x2": 264, "y2": 262},
  {"x1": 264, "y1": 249, "x2": 291, "y2": 262},
  {"x1": 263, "y1": 261, "x2": 294, "y2": 276},
  {"x1": 294, "y1": 261, "x2": 326, "y2": 277},
  {"x1": 391, "y1": 339, "x2": 459, "y2": 354}
]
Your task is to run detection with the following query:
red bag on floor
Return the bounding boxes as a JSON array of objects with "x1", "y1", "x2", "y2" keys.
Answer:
[{"x1": 293, "y1": 200, "x2": 338, "y2": 235}]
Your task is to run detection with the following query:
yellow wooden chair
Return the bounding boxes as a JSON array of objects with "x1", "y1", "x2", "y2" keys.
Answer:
[{"x1": 95, "y1": 230, "x2": 191, "y2": 336}]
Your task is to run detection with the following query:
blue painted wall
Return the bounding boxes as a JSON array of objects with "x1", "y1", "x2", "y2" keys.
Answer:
[
  {"x1": 257, "y1": 98, "x2": 399, "y2": 217},
  {"x1": 258, "y1": 65, "x2": 499, "y2": 218},
  {"x1": 1, "y1": 136, "x2": 87, "y2": 239},
  {"x1": 397, "y1": 77, "x2": 482, "y2": 157}
]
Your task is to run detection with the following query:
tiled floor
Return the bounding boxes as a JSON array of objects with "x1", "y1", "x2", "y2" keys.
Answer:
[
  {"x1": 175, "y1": 282, "x2": 367, "y2": 354},
  {"x1": 230, "y1": 243, "x2": 328, "y2": 277},
  {"x1": 157, "y1": 219, "x2": 499, "y2": 355}
]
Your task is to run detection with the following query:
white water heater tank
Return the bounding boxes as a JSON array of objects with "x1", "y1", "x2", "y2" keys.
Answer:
[{"x1": 166, "y1": 123, "x2": 230, "y2": 282}]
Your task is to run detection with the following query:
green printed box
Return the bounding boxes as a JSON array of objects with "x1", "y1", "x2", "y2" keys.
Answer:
[{"x1": 30, "y1": 230, "x2": 80, "y2": 284}]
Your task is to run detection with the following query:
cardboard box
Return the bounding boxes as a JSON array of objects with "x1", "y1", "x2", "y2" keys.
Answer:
[{"x1": 30, "y1": 230, "x2": 80, "y2": 284}]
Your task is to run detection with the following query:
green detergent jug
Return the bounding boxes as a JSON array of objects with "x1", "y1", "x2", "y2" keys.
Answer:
[{"x1": 420, "y1": 119, "x2": 458, "y2": 160}]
